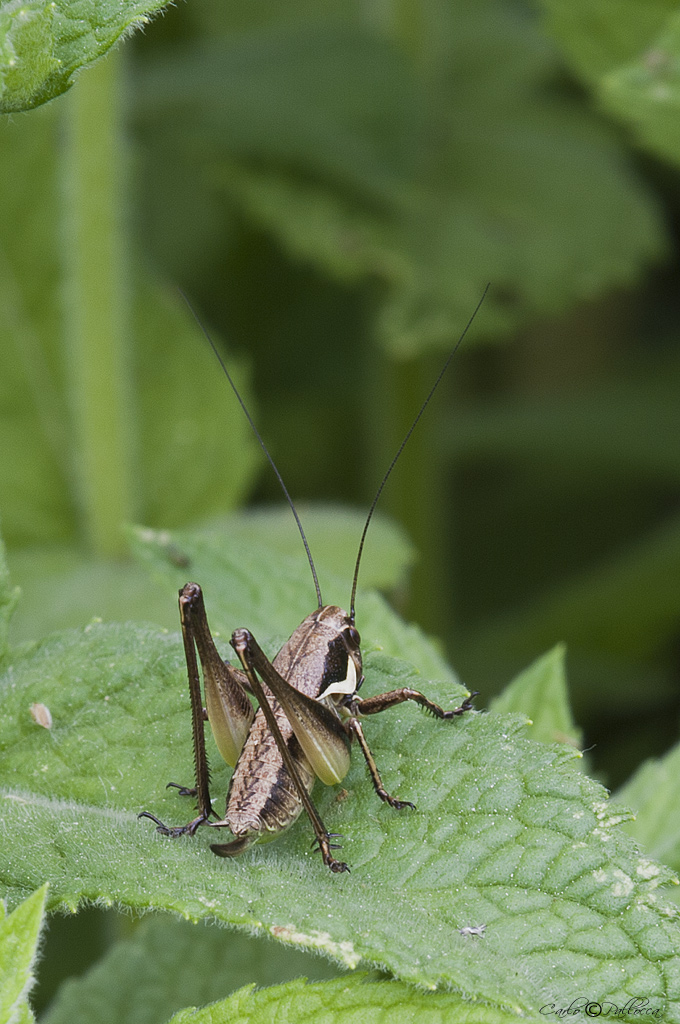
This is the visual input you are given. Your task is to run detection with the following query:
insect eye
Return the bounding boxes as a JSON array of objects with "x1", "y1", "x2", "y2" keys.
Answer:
[{"x1": 348, "y1": 626, "x2": 361, "y2": 647}]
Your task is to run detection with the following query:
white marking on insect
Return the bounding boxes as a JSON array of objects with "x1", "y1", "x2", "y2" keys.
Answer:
[{"x1": 318, "y1": 657, "x2": 357, "y2": 701}]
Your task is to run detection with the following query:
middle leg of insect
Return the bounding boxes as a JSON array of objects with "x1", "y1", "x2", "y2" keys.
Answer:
[{"x1": 140, "y1": 581, "x2": 475, "y2": 873}]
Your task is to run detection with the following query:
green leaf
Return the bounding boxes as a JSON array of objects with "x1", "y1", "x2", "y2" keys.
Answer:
[
  {"x1": 0, "y1": 530, "x2": 19, "y2": 663},
  {"x1": 0, "y1": 103, "x2": 260, "y2": 550},
  {"x1": 128, "y1": 518, "x2": 454, "y2": 681},
  {"x1": 6, "y1": 506, "x2": 413, "y2": 647},
  {"x1": 6, "y1": 545, "x2": 173, "y2": 646},
  {"x1": 0, "y1": 885, "x2": 47, "y2": 1024},
  {"x1": 490, "y1": 645, "x2": 582, "y2": 748},
  {"x1": 601, "y1": 11, "x2": 680, "y2": 169},
  {"x1": 538, "y1": 1, "x2": 680, "y2": 169},
  {"x1": 161, "y1": 505, "x2": 415, "y2": 598},
  {"x1": 538, "y1": 0, "x2": 678, "y2": 84},
  {"x1": 137, "y1": 14, "x2": 666, "y2": 357},
  {"x1": 618, "y1": 740, "x2": 680, "y2": 873},
  {"x1": 0, "y1": 0, "x2": 170, "y2": 113},
  {"x1": 131, "y1": 279, "x2": 260, "y2": 530},
  {"x1": 167, "y1": 975, "x2": 525, "y2": 1024},
  {"x1": 1, "y1": 529, "x2": 679, "y2": 1019},
  {"x1": 42, "y1": 916, "x2": 344, "y2": 1024},
  {"x1": 10, "y1": 1002, "x2": 33, "y2": 1024}
]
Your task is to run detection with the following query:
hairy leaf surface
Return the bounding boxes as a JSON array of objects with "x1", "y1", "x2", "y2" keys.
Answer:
[
  {"x1": 0, "y1": 886, "x2": 46, "y2": 1024},
  {"x1": 1, "y1": 532, "x2": 679, "y2": 1018},
  {"x1": 0, "y1": 0, "x2": 169, "y2": 111}
]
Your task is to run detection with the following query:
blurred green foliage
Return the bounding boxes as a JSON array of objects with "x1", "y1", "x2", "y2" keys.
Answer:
[{"x1": 2, "y1": 0, "x2": 680, "y2": 1018}]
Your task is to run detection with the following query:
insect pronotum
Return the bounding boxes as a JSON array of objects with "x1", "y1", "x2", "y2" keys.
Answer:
[{"x1": 139, "y1": 288, "x2": 488, "y2": 872}]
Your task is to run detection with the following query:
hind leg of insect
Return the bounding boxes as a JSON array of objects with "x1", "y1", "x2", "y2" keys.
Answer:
[
  {"x1": 230, "y1": 629, "x2": 351, "y2": 874},
  {"x1": 343, "y1": 689, "x2": 477, "y2": 810},
  {"x1": 139, "y1": 583, "x2": 255, "y2": 839}
]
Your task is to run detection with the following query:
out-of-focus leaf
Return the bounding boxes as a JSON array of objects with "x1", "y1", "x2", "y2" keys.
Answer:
[
  {"x1": 167, "y1": 976, "x2": 526, "y2": 1024},
  {"x1": 0, "y1": 105, "x2": 259, "y2": 551},
  {"x1": 5, "y1": 545, "x2": 172, "y2": 645},
  {"x1": 0, "y1": 0, "x2": 169, "y2": 113},
  {"x1": 539, "y1": 1, "x2": 680, "y2": 169},
  {"x1": 192, "y1": 505, "x2": 415, "y2": 597},
  {"x1": 132, "y1": 279, "x2": 260, "y2": 530},
  {"x1": 464, "y1": 510, "x2": 680, "y2": 668},
  {"x1": 0, "y1": 885, "x2": 47, "y2": 1024},
  {"x1": 602, "y1": 12, "x2": 680, "y2": 169},
  {"x1": 128, "y1": 519, "x2": 453, "y2": 682},
  {"x1": 491, "y1": 645, "x2": 582, "y2": 748},
  {"x1": 42, "y1": 916, "x2": 343, "y2": 1024},
  {"x1": 538, "y1": 0, "x2": 677, "y2": 83},
  {"x1": 136, "y1": 13, "x2": 666, "y2": 357},
  {"x1": 618, "y1": 740, "x2": 680, "y2": 873},
  {"x1": 444, "y1": 360, "x2": 680, "y2": 484},
  {"x1": 0, "y1": 531, "x2": 20, "y2": 661},
  {"x1": 6, "y1": 506, "x2": 413, "y2": 646}
]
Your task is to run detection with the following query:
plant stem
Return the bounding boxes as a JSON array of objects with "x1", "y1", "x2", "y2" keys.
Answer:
[{"x1": 61, "y1": 48, "x2": 133, "y2": 558}]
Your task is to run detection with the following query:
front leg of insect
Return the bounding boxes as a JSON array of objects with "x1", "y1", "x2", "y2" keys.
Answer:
[
  {"x1": 343, "y1": 688, "x2": 477, "y2": 810},
  {"x1": 139, "y1": 582, "x2": 255, "y2": 838}
]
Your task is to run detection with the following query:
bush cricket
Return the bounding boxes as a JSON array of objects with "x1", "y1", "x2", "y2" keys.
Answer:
[{"x1": 140, "y1": 289, "x2": 487, "y2": 872}]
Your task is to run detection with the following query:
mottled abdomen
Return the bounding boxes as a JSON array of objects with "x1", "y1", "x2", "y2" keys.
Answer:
[{"x1": 225, "y1": 694, "x2": 315, "y2": 840}]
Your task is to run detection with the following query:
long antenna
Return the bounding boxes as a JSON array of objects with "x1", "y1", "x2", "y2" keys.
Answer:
[
  {"x1": 181, "y1": 291, "x2": 323, "y2": 609},
  {"x1": 349, "y1": 284, "x2": 490, "y2": 623}
]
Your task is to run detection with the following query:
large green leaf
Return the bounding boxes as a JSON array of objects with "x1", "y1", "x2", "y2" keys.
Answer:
[
  {"x1": 6, "y1": 507, "x2": 413, "y2": 646},
  {"x1": 128, "y1": 521, "x2": 454, "y2": 682},
  {"x1": 136, "y1": 12, "x2": 666, "y2": 357},
  {"x1": 0, "y1": 524, "x2": 19, "y2": 663},
  {"x1": 602, "y1": 11, "x2": 680, "y2": 169},
  {"x1": 1, "y1": 529, "x2": 679, "y2": 1019},
  {"x1": 0, "y1": 0, "x2": 170, "y2": 112},
  {"x1": 167, "y1": 975, "x2": 525, "y2": 1024},
  {"x1": 5, "y1": 546, "x2": 173, "y2": 648},
  {"x1": 42, "y1": 916, "x2": 344, "y2": 1024},
  {"x1": 538, "y1": 0, "x2": 678, "y2": 83},
  {"x1": 539, "y1": 0, "x2": 680, "y2": 169},
  {"x1": 138, "y1": 505, "x2": 415, "y2": 603},
  {"x1": 0, "y1": 886, "x2": 46, "y2": 1024},
  {"x1": 0, "y1": 104, "x2": 260, "y2": 550}
]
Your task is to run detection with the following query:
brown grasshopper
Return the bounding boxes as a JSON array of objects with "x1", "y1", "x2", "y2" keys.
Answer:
[{"x1": 140, "y1": 291, "x2": 486, "y2": 872}]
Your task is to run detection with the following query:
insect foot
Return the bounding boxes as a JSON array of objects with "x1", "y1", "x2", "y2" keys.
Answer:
[
  {"x1": 166, "y1": 782, "x2": 198, "y2": 797},
  {"x1": 313, "y1": 833, "x2": 350, "y2": 874},
  {"x1": 138, "y1": 809, "x2": 211, "y2": 838}
]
